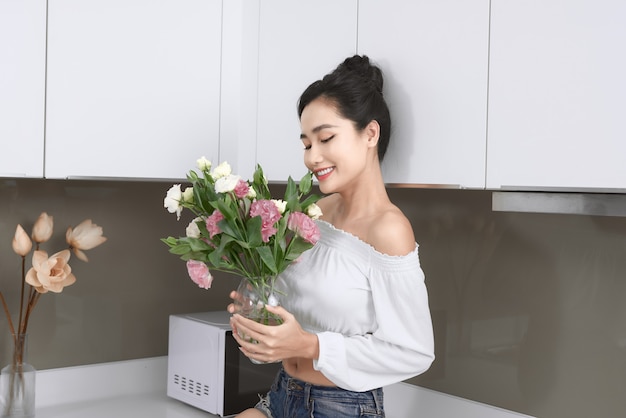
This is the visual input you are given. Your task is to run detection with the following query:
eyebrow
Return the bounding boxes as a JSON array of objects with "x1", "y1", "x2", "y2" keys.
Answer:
[{"x1": 300, "y1": 124, "x2": 338, "y2": 139}]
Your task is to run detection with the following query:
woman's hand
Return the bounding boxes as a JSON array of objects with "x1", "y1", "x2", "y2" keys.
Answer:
[{"x1": 227, "y1": 298, "x2": 319, "y2": 364}]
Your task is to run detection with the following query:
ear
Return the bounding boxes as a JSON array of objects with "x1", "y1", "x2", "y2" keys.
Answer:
[{"x1": 364, "y1": 120, "x2": 380, "y2": 149}]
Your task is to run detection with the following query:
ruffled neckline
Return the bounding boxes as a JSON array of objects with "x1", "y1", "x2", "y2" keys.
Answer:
[{"x1": 316, "y1": 219, "x2": 419, "y2": 259}]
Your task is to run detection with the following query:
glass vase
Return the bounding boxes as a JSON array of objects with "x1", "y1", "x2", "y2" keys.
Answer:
[
  {"x1": 1, "y1": 333, "x2": 36, "y2": 418},
  {"x1": 234, "y1": 276, "x2": 283, "y2": 364},
  {"x1": 234, "y1": 276, "x2": 283, "y2": 326}
]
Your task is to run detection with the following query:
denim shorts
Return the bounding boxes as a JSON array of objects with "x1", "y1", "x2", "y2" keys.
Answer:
[{"x1": 254, "y1": 367, "x2": 385, "y2": 418}]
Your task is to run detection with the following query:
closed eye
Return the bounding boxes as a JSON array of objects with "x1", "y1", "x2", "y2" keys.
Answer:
[{"x1": 302, "y1": 135, "x2": 334, "y2": 150}]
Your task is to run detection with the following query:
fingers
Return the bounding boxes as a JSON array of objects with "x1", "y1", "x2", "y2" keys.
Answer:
[
  {"x1": 232, "y1": 329, "x2": 278, "y2": 364},
  {"x1": 230, "y1": 314, "x2": 267, "y2": 339},
  {"x1": 226, "y1": 290, "x2": 242, "y2": 314}
]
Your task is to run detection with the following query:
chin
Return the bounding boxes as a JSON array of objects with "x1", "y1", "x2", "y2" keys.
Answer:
[{"x1": 317, "y1": 182, "x2": 334, "y2": 195}]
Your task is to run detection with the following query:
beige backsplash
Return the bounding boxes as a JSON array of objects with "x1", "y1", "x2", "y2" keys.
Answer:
[{"x1": 1, "y1": 179, "x2": 625, "y2": 418}]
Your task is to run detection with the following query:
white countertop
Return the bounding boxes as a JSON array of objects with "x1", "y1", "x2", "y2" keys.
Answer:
[
  {"x1": 34, "y1": 357, "x2": 534, "y2": 418},
  {"x1": 36, "y1": 357, "x2": 212, "y2": 418},
  {"x1": 37, "y1": 392, "x2": 211, "y2": 418}
]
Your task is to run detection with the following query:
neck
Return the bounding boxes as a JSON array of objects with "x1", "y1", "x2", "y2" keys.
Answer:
[{"x1": 334, "y1": 160, "x2": 390, "y2": 221}]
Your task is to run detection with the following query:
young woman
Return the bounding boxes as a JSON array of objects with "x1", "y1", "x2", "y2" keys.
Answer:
[{"x1": 228, "y1": 55, "x2": 435, "y2": 418}]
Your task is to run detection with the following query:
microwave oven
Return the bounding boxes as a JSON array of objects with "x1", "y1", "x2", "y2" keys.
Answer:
[{"x1": 167, "y1": 311, "x2": 281, "y2": 417}]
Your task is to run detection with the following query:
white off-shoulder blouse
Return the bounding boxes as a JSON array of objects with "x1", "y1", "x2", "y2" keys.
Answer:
[{"x1": 275, "y1": 220, "x2": 435, "y2": 392}]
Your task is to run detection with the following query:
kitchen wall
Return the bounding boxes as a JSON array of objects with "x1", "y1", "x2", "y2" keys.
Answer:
[{"x1": 1, "y1": 178, "x2": 625, "y2": 418}]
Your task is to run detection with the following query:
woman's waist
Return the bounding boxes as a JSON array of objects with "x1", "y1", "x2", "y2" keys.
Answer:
[
  {"x1": 277, "y1": 364, "x2": 383, "y2": 398},
  {"x1": 282, "y1": 357, "x2": 335, "y2": 387}
]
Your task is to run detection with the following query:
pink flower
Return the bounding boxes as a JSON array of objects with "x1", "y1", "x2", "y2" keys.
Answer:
[
  {"x1": 186, "y1": 260, "x2": 213, "y2": 289},
  {"x1": 205, "y1": 210, "x2": 224, "y2": 238},
  {"x1": 249, "y1": 199, "x2": 281, "y2": 242},
  {"x1": 234, "y1": 179, "x2": 250, "y2": 199},
  {"x1": 287, "y1": 212, "x2": 320, "y2": 244}
]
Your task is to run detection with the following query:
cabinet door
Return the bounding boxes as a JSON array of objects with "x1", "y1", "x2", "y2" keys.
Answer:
[
  {"x1": 45, "y1": 0, "x2": 222, "y2": 180},
  {"x1": 487, "y1": 0, "x2": 626, "y2": 191},
  {"x1": 358, "y1": 0, "x2": 489, "y2": 188},
  {"x1": 0, "y1": 0, "x2": 46, "y2": 178},
  {"x1": 254, "y1": 0, "x2": 358, "y2": 182}
]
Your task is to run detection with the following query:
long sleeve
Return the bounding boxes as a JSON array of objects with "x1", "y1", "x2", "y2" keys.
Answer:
[
  {"x1": 277, "y1": 220, "x2": 435, "y2": 392},
  {"x1": 312, "y1": 247, "x2": 434, "y2": 391}
]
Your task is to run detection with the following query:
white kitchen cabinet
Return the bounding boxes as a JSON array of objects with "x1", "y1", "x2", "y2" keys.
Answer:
[
  {"x1": 253, "y1": 0, "x2": 358, "y2": 182},
  {"x1": 487, "y1": 0, "x2": 626, "y2": 191},
  {"x1": 45, "y1": 0, "x2": 222, "y2": 180},
  {"x1": 0, "y1": 0, "x2": 46, "y2": 178},
  {"x1": 358, "y1": 0, "x2": 490, "y2": 188}
]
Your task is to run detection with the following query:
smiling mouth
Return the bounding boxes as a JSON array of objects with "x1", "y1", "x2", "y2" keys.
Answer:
[{"x1": 314, "y1": 167, "x2": 334, "y2": 180}]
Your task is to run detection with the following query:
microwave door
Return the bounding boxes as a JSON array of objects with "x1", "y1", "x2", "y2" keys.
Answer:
[{"x1": 223, "y1": 331, "x2": 281, "y2": 416}]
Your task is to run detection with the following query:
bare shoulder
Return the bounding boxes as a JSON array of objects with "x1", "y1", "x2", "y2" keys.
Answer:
[{"x1": 368, "y1": 208, "x2": 416, "y2": 256}]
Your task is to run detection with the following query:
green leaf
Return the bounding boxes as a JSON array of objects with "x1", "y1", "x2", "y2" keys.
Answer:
[
  {"x1": 187, "y1": 170, "x2": 199, "y2": 181},
  {"x1": 218, "y1": 218, "x2": 244, "y2": 241},
  {"x1": 284, "y1": 176, "x2": 297, "y2": 201},
  {"x1": 215, "y1": 195, "x2": 238, "y2": 220},
  {"x1": 256, "y1": 246, "x2": 278, "y2": 274},
  {"x1": 188, "y1": 238, "x2": 214, "y2": 252},
  {"x1": 168, "y1": 243, "x2": 192, "y2": 255},
  {"x1": 161, "y1": 237, "x2": 179, "y2": 247},
  {"x1": 245, "y1": 216, "x2": 263, "y2": 247},
  {"x1": 300, "y1": 194, "x2": 321, "y2": 210},
  {"x1": 192, "y1": 183, "x2": 213, "y2": 214},
  {"x1": 299, "y1": 171, "x2": 313, "y2": 195},
  {"x1": 208, "y1": 248, "x2": 227, "y2": 267},
  {"x1": 253, "y1": 164, "x2": 271, "y2": 199},
  {"x1": 275, "y1": 213, "x2": 288, "y2": 238},
  {"x1": 285, "y1": 236, "x2": 314, "y2": 260}
]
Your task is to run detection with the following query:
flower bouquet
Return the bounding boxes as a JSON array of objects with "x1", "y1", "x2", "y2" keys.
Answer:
[
  {"x1": 0, "y1": 213, "x2": 106, "y2": 417},
  {"x1": 162, "y1": 158, "x2": 321, "y2": 326}
]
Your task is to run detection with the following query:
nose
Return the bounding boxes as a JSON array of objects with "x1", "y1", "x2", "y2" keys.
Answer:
[{"x1": 304, "y1": 144, "x2": 323, "y2": 168}]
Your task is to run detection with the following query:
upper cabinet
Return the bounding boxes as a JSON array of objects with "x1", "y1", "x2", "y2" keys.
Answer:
[
  {"x1": 252, "y1": 0, "x2": 358, "y2": 182},
  {"x1": 358, "y1": 0, "x2": 490, "y2": 188},
  {"x1": 45, "y1": 0, "x2": 222, "y2": 180},
  {"x1": 0, "y1": 0, "x2": 46, "y2": 178},
  {"x1": 487, "y1": 0, "x2": 626, "y2": 191}
]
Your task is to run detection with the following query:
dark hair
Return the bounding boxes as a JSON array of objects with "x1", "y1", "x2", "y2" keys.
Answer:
[{"x1": 297, "y1": 55, "x2": 391, "y2": 161}]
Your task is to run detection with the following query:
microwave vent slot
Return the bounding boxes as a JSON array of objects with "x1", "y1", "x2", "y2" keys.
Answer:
[{"x1": 172, "y1": 373, "x2": 210, "y2": 398}]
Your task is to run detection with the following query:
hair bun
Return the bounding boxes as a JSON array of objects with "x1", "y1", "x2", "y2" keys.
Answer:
[{"x1": 337, "y1": 55, "x2": 384, "y2": 95}]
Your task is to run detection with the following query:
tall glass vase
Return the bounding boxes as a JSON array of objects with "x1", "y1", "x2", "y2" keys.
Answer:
[{"x1": 1, "y1": 334, "x2": 36, "y2": 418}]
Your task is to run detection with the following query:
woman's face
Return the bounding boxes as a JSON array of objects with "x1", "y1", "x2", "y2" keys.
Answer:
[{"x1": 299, "y1": 98, "x2": 377, "y2": 194}]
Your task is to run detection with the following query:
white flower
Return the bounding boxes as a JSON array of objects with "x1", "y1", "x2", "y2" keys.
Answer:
[
  {"x1": 305, "y1": 203, "x2": 323, "y2": 220},
  {"x1": 182, "y1": 187, "x2": 194, "y2": 203},
  {"x1": 211, "y1": 161, "x2": 232, "y2": 179},
  {"x1": 164, "y1": 184, "x2": 183, "y2": 220},
  {"x1": 215, "y1": 174, "x2": 241, "y2": 193},
  {"x1": 186, "y1": 217, "x2": 203, "y2": 238},
  {"x1": 246, "y1": 187, "x2": 257, "y2": 199},
  {"x1": 272, "y1": 199, "x2": 287, "y2": 214},
  {"x1": 267, "y1": 293, "x2": 279, "y2": 307},
  {"x1": 196, "y1": 156, "x2": 211, "y2": 171},
  {"x1": 12, "y1": 224, "x2": 32, "y2": 257},
  {"x1": 65, "y1": 220, "x2": 107, "y2": 262}
]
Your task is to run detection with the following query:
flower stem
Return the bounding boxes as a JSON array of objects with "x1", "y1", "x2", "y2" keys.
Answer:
[
  {"x1": 0, "y1": 291, "x2": 16, "y2": 336},
  {"x1": 21, "y1": 290, "x2": 40, "y2": 336},
  {"x1": 17, "y1": 256, "x2": 26, "y2": 338}
]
